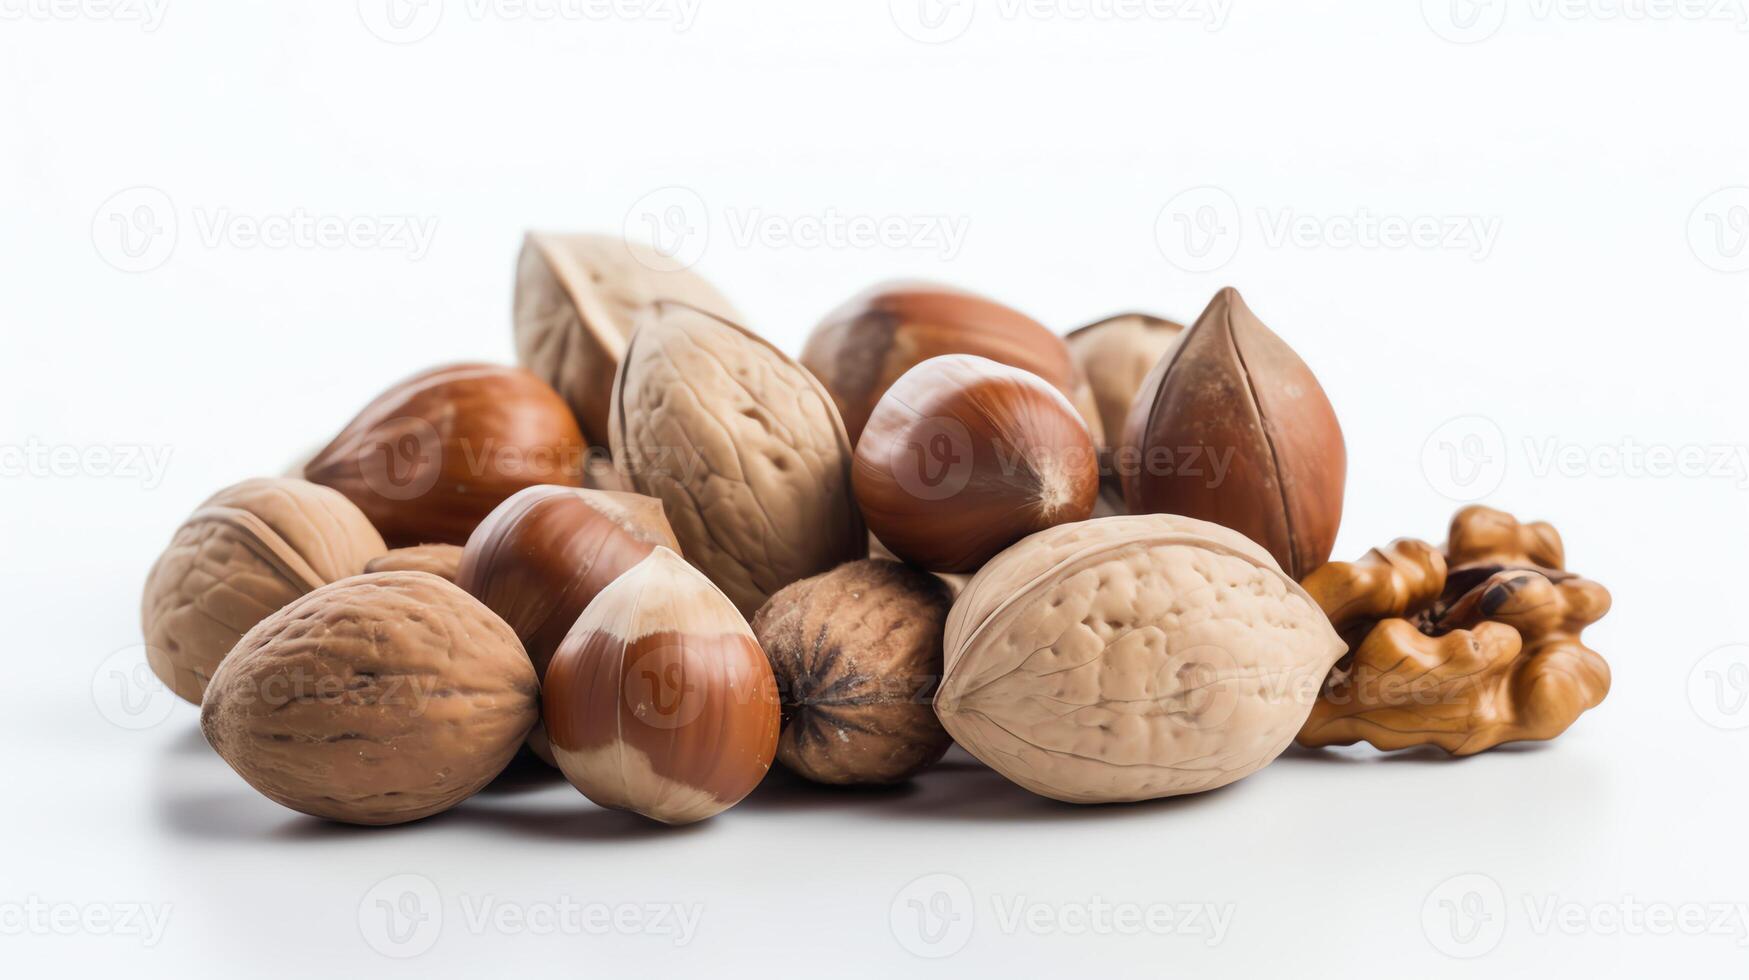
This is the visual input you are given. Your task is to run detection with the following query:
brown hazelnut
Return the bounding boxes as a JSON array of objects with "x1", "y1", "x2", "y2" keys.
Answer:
[
  {"x1": 200, "y1": 572, "x2": 539, "y2": 825},
  {"x1": 513, "y1": 232, "x2": 739, "y2": 446},
  {"x1": 365, "y1": 544, "x2": 463, "y2": 582},
  {"x1": 751, "y1": 560, "x2": 953, "y2": 785},
  {"x1": 543, "y1": 548, "x2": 779, "y2": 824},
  {"x1": 1065, "y1": 312, "x2": 1185, "y2": 449},
  {"x1": 801, "y1": 281, "x2": 1103, "y2": 445},
  {"x1": 456, "y1": 485, "x2": 680, "y2": 765},
  {"x1": 305, "y1": 363, "x2": 586, "y2": 548},
  {"x1": 852, "y1": 354, "x2": 1099, "y2": 573},
  {"x1": 610, "y1": 301, "x2": 865, "y2": 618},
  {"x1": 1120, "y1": 288, "x2": 1346, "y2": 579},
  {"x1": 140, "y1": 477, "x2": 386, "y2": 703}
]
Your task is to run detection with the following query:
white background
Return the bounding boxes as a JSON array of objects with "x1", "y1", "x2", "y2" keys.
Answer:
[{"x1": 4, "y1": 0, "x2": 1748, "y2": 976}]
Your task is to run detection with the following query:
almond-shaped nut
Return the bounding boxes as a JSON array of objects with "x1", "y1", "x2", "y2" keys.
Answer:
[
  {"x1": 305, "y1": 363, "x2": 586, "y2": 547},
  {"x1": 543, "y1": 548, "x2": 780, "y2": 824},
  {"x1": 140, "y1": 477, "x2": 387, "y2": 704},
  {"x1": 610, "y1": 301, "x2": 866, "y2": 618},
  {"x1": 801, "y1": 281, "x2": 1103, "y2": 445},
  {"x1": 938, "y1": 514, "x2": 1345, "y2": 804},
  {"x1": 365, "y1": 544, "x2": 464, "y2": 582},
  {"x1": 514, "y1": 232, "x2": 740, "y2": 446},
  {"x1": 1120, "y1": 288, "x2": 1346, "y2": 579},
  {"x1": 1065, "y1": 312, "x2": 1185, "y2": 449},
  {"x1": 200, "y1": 571, "x2": 539, "y2": 826}
]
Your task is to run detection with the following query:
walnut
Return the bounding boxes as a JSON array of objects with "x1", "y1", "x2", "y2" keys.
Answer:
[
  {"x1": 365, "y1": 544, "x2": 463, "y2": 582},
  {"x1": 1297, "y1": 506, "x2": 1611, "y2": 755},
  {"x1": 751, "y1": 560, "x2": 954, "y2": 785}
]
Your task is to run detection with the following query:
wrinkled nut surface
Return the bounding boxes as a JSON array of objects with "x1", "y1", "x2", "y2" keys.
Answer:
[
  {"x1": 853, "y1": 354, "x2": 1099, "y2": 573},
  {"x1": 514, "y1": 232, "x2": 740, "y2": 446},
  {"x1": 938, "y1": 514, "x2": 1345, "y2": 804},
  {"x1": 1065, "y1": 312, "x2": 1185, "y2": 449},
  {"x1": 610, "y1": 301, "x2": 865, "y2": 618},
  {"x1": 1298, "y1": 506, "x2": 1611, "y2": 755},
  {"x1": 140, "y1": 478, "x2": 386, "y2": 703},
  {"x1": 365, "y1": 544, "x2": 463, "y2": 582},
  {"x1": 801, "y1": 281, "x2": 1103, "y2": 445},
  {"x1": 1121, "y1": 288, "x2": 1346, "y2": 579},
  {"x1": 752, "y1": 560, "x2": 954, "y2": 785},
  {"x1": 543, "y1": 549, "x2": 780, "y2": 824},
  {"x1": 200, "y1": 572, "x2": 539, "y2": 825},
  {"x1": 306, "y1": 363, "x2": 586, "y2": 547}
]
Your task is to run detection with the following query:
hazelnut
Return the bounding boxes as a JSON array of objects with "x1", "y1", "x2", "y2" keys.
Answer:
[
  {"x1": 1065, "y1": 312, "x2": 1185, "y2": 449},
  {"x1": 937, "y1": 514, "x2": 1346, "y2": 803},
  {"x1": 801, "y1": 281, "x2": 1103, "y2": 445},
  {"x1": 513, "y1": 232, "x2": 739, "y2": 446},
  {"x1": 543, "y1": 548, "x2": 779, "y2": 824},
  {"x1": 853, "y1": 354, "x2": 1099, "y2": 573},
  {"x1": 456, "y1": 485, "x2": 681, "y2": 764},
  {"x1": 200, "y1": 572, "x2": 539, "y2": 825},
  {"x1": 610, "y1": 301, "x2": 865, "y2": 618},
  {"x1": 365, "y1": 544, "x2": 463, "y2": 582},
  {"x1": 1120, "y1": 288, "x2": 1346, "y2": 579},
  {"x1": 305, "y1": 363, "x2": 586, "y2": 548},
  {"x1": 140, "y1": 477, "x2": 386, "y2": 703},
  {"x1": 751, "y1": 560, "x2": 954, "y2": 785}
]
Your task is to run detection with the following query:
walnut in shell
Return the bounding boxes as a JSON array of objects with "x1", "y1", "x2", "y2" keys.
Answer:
[
  {"x1": 1297, "y1": 506, "x2": 1611, "y2": 755},
  {"x1": 609, "y1": 301, "x2": 866, "y2": 618},
  {"x1": 752, "y1": 560, "x2": 954, "y2": 785},
  {"x1": 140, "y1": 478, "x2": 387, "y2": 703},
  {"x1": 514, "y1": 232, "x2": 739, "y2": 446},
  {"x1": 937, "y1": 514, "x2": 1345, "y2": 804},
  {"x1": 200, "y1": 572, "x2": 539, "y2": 825}
]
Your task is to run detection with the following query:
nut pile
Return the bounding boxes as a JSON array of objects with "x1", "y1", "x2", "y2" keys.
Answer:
[{"x1": 139, "y1": 235, "x2": 1613, "y2": 827}]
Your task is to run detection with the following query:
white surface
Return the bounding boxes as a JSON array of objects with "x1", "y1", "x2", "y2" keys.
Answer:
[{"x1": 4, "y1": 2, "x2": 1749, "y2": 976}]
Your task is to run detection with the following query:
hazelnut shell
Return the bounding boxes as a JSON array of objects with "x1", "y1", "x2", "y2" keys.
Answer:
[
  {"x1": 1065, "y1": 311, "x2": 1186, "y2": 449},
  {"x1": 751, "y1": 559, "x2": 954, "y2": 785},
  {"x1": 365, "y1": 543, "x2": 464, "y2": 582}
]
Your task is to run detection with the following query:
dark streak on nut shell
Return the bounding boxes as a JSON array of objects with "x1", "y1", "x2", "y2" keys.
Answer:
[
  {"x1": 1121, "y1": 288, "x2": 1346, "y2": 579},
  {"x1": 751, "y1": 560, "x2": 954, "y2": 785},
  {"x1": 200, "y1": 572, "x2": 539, "y2": 826}
]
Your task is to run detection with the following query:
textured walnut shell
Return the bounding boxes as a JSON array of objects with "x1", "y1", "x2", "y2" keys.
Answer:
[
  {"x1": 938, "y1": 514, "x2": 1345, "y2": 804},
  {"x1": 1297, "y1": 506, "x2": 1611, "y2": 755},
  {"x1": 751, "y1": 560, "x2": 954, "y2": 785},
  {"x1": 801, "y1": 281, "x2": 1103, "y2": 446},
  {"x1": 305, "y1": 363, "x2": 585, "y2": 548},
  {"x1": 853, "y1": 354, "x2": 1099, "y2": 573},
  {"x1": 365, "y1": 544, "x2": 463, "y2": 582},
  {"x1": 544, "y1": 549, "x2": 780, "y2": 824},
  {"x1": 1065, "y1": 312, "x2": 1185, "y2": 450},
  {"x1": 140, "y1": 478, "x2": 386, "y2": 704},
  {"x1": 1121, "y1": 288, "x2": 1346, "y2": 579},
  {"x1": 200, "y1": 572, "x2": 539, "y2": 825},
  {"x1": 513, "y1": 232, "x2": 739, "y2": 447},
  {"x1": 609, "y1": 301, "x2": 865, "y2": 618}
]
